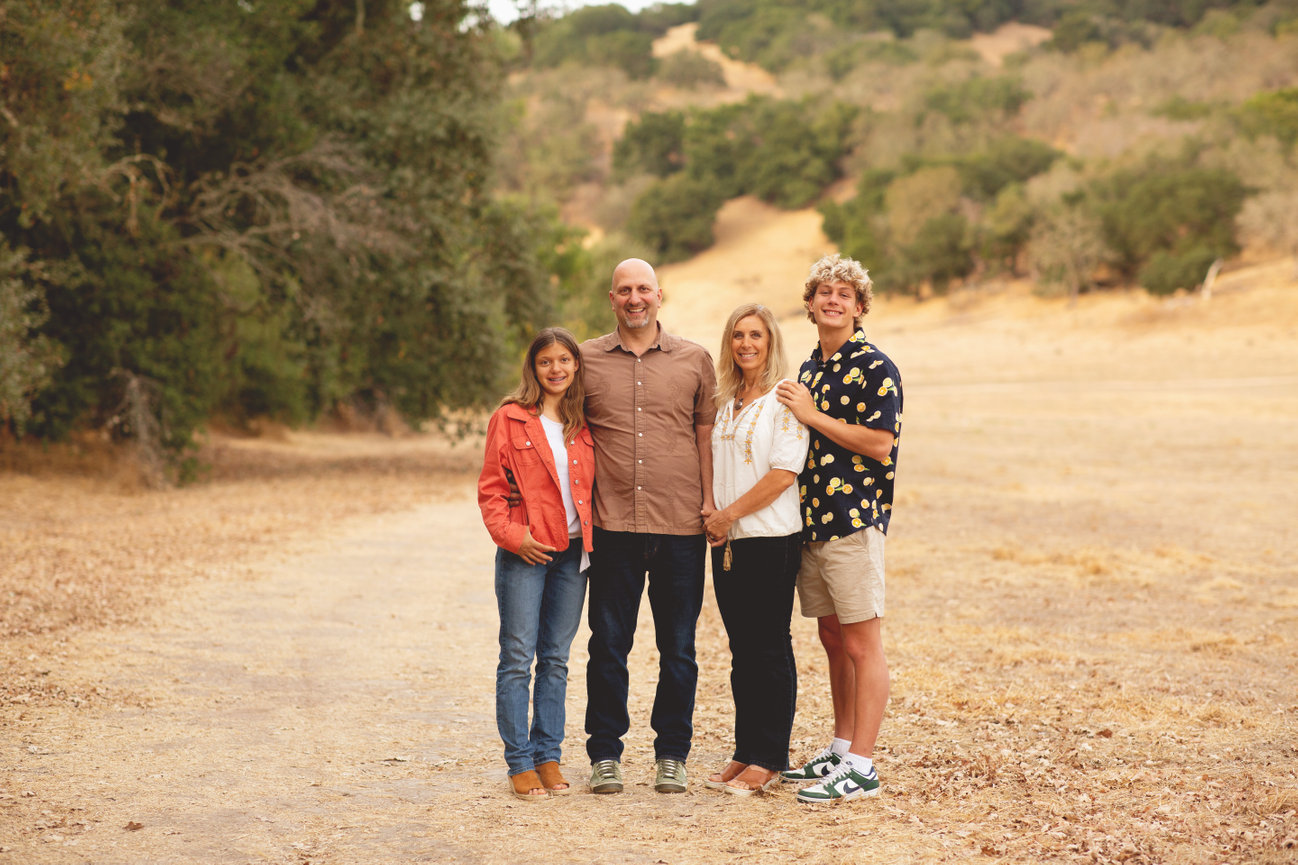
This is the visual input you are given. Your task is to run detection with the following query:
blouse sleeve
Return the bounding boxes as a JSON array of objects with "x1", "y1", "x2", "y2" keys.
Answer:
[{"x1": 767, "y1": 385, "x2": 809, "y2": 474}]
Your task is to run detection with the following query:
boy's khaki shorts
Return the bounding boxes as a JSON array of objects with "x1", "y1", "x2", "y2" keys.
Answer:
[{"x1": 796, "y1": 527, "x2": 885, "y2": 624}]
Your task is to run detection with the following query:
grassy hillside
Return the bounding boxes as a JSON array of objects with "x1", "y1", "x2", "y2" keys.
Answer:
[{"x1": 495, "y1": 2, "x2": 1298, "y2": 305}]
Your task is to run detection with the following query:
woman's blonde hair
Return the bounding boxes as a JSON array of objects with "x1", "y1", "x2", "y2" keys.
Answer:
[
  {"x1": 715, "y1": 304, "x2": 788, "y2": 409},
  {"x1": 501, "y1": 327, "x2": 586, "y2": 441},
  {"x1": 802, "y1": 253, "x2": 872, "y2": 330}
]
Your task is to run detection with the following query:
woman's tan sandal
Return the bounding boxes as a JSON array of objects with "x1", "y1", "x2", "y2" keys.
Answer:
[
  {"x1": 723, "y1": 766, "x2": 780, "y2": 797},
  {"x1": 510, "y1": 770, "x2": 549, "y2": 800},
  {"x1": 536, "y1": 761, "x2": 571, "y2": 795},
  {"x1": 705, "y1": 761, "x2": 747, "y2": 791}
]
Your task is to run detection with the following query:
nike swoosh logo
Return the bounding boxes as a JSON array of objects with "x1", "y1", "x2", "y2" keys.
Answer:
[{"x1": 842, "y1": 781, "x2": 861, "y2": 794}]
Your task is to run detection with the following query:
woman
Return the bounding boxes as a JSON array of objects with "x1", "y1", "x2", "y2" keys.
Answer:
[
  {"x1": 702, "y1": 303, "x2": 809, "y2": 796},
  {"x1": 478, "y1": 327, "x2": 595, "y2": 800}
]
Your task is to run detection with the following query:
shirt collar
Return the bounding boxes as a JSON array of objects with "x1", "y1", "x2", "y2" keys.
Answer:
[
  {"x1": 603, "y1": 322, "x2": 673, "y2": 353},
  {"x1": 812, "y1": 328, "x2": 867, "y2": 364}
]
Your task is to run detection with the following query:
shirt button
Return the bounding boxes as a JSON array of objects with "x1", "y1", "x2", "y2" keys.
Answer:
[
  {"x1": 572, "y1": 459, "x2": 577, "y2": 465},
  {"x1": 637, "y1": 381, "x2": 642, "y2": 386},
  {"x1": 524, "y1": 441, "x2": 531, "y2": 446},
  {"x1": 637, "y1": 486, "x2": 642, "y2": 491},
  {"x1": 638, "y1": 432, "x2": 643, "y2": 437},
  {"x1": 636, "y1": 406, "x2": 642, "y2": 411}
]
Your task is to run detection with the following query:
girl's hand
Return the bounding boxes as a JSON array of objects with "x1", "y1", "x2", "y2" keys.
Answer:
[{"x1": 518, "y1": 528, "x2": 556, "y2": 565}]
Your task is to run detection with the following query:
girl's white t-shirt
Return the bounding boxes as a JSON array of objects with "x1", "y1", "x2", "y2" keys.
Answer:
[{"x1": 540, "y1": 415, "x2": 581, "y2": 538}]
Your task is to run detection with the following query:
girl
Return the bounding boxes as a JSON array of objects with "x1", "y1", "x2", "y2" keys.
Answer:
[{"x1": 478, "y1": 327, "x2": 595, "y2": 800}]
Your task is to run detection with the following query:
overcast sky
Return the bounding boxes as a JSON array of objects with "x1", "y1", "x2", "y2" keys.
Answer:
[{"x1": 484, "y1": 1, "x2": 666, "y2": 25}]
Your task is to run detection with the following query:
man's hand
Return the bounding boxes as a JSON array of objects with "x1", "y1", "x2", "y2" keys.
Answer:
[
  {"x1": 703, "y1": 507, "x2": 733, "y2": 547},
  {"x1": 505, "y1": 468, "x2": 521, "y2": 509},
  {"x1": 700, "y1": 506, "x2": 726, "y2": 547}
]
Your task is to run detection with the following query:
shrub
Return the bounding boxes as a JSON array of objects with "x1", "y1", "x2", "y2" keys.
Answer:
[
  {"x1": 614, "y1": 111, "x2": 687, "y2": 179},
  {"x1": 954, "y1": 136, "x2": 1061, "y2": 201},
  {"x1": 0, "y1": 244, "x2": 64, "y2": 433},
  {"x1": 1235, "y1": 87, "x2": 1298, "y2": 150},
  {"x1": 922, "y1": 75, "x2": 1031, "y2": 125},
  {"x1": 1139, "y1": 247, "x2": 1220, "y2": 295},
  {"x1": 627, "y1": 173, "x2": 725, "y2": 264},
  {"x1": 1087, "y1": 160, "x2": 1247, "y2": 281},
  {"x1": 901, "y1": 213, "x2": 975, "y2": 292},
  {"x1": 655, "y1": 50, "x2": 726, "y2": 88}
]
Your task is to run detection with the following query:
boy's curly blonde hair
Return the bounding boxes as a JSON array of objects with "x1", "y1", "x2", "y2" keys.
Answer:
[{"x1": 802, "y1": 253, "x2": 872, "y2": 330}]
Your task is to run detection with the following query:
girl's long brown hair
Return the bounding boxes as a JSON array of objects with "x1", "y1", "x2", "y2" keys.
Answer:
[{"x1": 500, "y1": 327, "x2": 587, "y2": 441}]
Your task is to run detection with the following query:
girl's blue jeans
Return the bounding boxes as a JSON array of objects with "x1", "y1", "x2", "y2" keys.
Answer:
[{"x1": 494, "y1": 544, "x2": 587, "y2": 776}]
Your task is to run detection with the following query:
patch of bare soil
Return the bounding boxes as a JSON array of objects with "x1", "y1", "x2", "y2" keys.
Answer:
[
  {"x1": 652, "y1": 22, "x2": 780, "y2": 95},
  {"x1": 3, "y1": 243, "x2": 1297, "y2": 862},
  {"x1": 969, "y1": 23, "x2": 1053, "y2": 67}
]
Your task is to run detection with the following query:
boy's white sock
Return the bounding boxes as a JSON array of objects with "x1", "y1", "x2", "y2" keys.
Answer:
[
  {"x1": 830, "y1": 737, "x2": 851, "y2": 756},
  {"x1": 842, "y1": 753, "x2": 874, "y2": 775}
]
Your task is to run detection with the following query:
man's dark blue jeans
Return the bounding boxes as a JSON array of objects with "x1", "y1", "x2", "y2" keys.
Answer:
[{"x1": 585, "y1": 528, "x2": 706, "y2": 764}]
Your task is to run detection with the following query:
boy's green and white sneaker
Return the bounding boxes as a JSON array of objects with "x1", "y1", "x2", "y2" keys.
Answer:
[
  {"x1": 795, "y1": 763, "x2": 880, "y2": 804},
  {"x1": 780, "y1": 747, "x2": 841, "y2": 784}
]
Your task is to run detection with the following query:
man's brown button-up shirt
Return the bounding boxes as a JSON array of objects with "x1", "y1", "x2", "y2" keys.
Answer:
[{"x1": 580, "y1": 326, "x2": 717, "y2": 536}]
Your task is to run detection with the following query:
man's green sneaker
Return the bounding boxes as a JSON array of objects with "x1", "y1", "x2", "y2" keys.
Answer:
[
  {"x1": 654, "y1": 758, "x2": 688, "y2": 793},
  {"x1": 795, "y1": 762, "x2": 881, "y2": 804},
  {"x1": 780, "y1": 747, "x2": 841, "y2": 784},
  {"x1": 589, "y1": 759, "x2": 623, "y2": 794}
]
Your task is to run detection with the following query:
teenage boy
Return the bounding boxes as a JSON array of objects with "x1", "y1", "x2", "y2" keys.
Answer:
[{"x1": 775, "y1": 253, "x2": 903, "y2": 804}]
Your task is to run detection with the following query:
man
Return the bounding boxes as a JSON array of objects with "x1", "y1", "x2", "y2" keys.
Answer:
[
  {"x1": 581, "y1": 258, "x2": 717, "y2": 794},
  {"x1": 774, "y1": 253, "x2": 902, "y2": 804}
]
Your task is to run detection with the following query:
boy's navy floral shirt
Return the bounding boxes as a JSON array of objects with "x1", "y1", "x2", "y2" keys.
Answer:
[{"x1": 797, "y1": 329, "x2": 903, "y2": 541}]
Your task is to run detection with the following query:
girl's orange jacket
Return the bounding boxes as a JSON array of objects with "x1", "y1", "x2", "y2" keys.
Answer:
[{"x1": 477, "y1": 402, "x2": 596, "y2": 556}]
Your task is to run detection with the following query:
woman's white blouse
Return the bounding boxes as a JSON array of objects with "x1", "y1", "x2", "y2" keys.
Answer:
[{"x1": 711, "y1": 381, "x2": 809, "y2": 539}]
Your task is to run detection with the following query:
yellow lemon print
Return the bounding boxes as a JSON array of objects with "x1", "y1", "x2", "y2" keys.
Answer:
[
  {"x1": 841, "y1": 484, "x2": 853, "y2": 495},
  {"x1": 840, "y1": 395, "x2": 850, "y2": 406},
  {"x1": 856, "y1": 402, "x2": 867, "y2": 413},
  {"x1": 820, "y1": 454, "x2": 835, "y2": 465},
  {"x1": 851, "y1": 518, "x2": 863, "y2": 528},
  {"x1": 867, "y1": 411, "x2": 881, "y2": 423},
  {"x1": 869, "y1": 359, "x2": 884, "y2": 369},
  {"x1": 821, "y1": 513, "x2": 834, "y2": 524}
]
